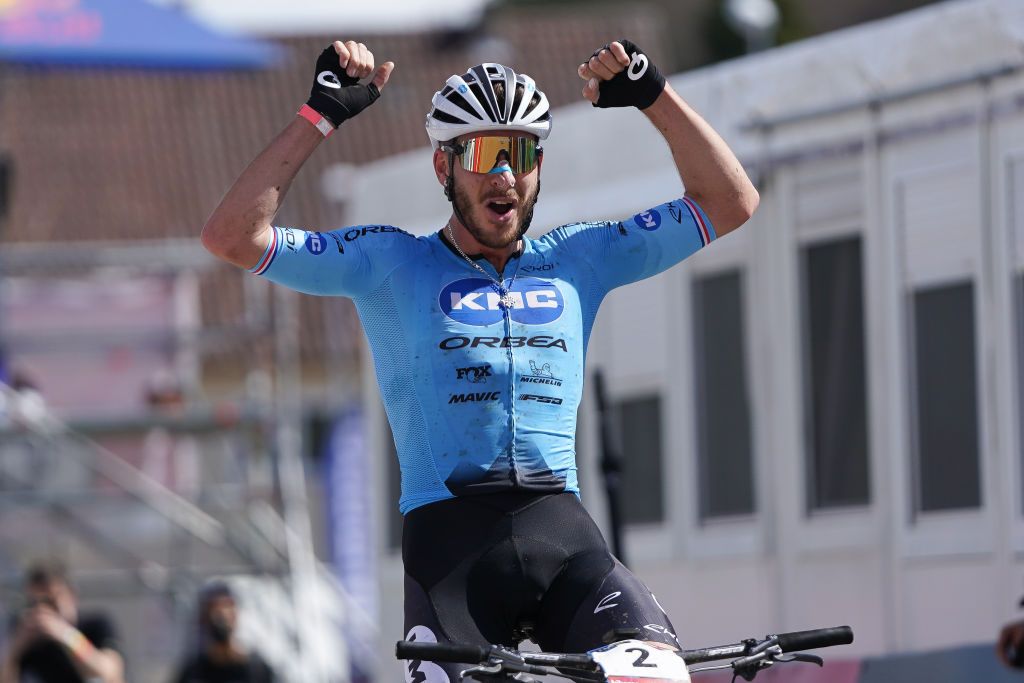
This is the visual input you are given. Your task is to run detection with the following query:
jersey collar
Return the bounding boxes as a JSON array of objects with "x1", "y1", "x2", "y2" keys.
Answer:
[{"x1": 437, "y1": 229, "x2": 525, "y2": 262}]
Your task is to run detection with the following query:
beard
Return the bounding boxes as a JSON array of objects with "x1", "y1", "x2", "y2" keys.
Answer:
[{"x1": 452, "y1": 180, "x2": 541, "y2": 250}]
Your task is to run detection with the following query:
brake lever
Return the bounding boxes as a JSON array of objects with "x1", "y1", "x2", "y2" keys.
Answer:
[
  {"x1": 731, "y1": 644, "x2": 782, "y2": 671},
  {"x1": 775, "y1": 652, "x2": 823, "y2": 667},
  {"x1": 730, "y1": 652, "x2": 775, "y2": 682},
  {"x1": 460, "y1": 662, "x2": 505, "y2": 681},
  {"x1": 730, "y1": 649, "x2": 826, "y2": 682}
]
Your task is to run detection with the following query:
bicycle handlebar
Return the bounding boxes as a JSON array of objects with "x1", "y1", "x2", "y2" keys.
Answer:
[
  {"x1": 776, "y1": 626, "x2": 853, "y2": 653},
  {"x1": 396, "y1": 625, "x2": 854, "y2": 677},
  {"x1": 395, "y1": 641, "x2": 490, "y2": 664},
  {"x1": 680, "y1": 625, "x2": 852, "y2": 664}
]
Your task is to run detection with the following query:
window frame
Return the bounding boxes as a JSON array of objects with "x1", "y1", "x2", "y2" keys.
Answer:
[
  {"x1": 885, "y1": 128, "x2": 996, "y2": 558},
  {"x1": 997, "y1": 144, "x2": 1024, "y2": 555},
  {"x1": 797, "y1": 232, "x2": 872, "y2": 514},
  {"x1": 777, "y1": 155, "x2": 881, "y2": 555},
  {"x1": 691, "y1": 267, "x2": 758, "y2": 523},
  {"x1": 675, "y1": 224, "x2": 765, "y2": 559}
]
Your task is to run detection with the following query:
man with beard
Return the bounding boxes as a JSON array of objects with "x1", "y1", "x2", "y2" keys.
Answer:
[
  {"x1": 172, "y1": 583, "x2": 276, "y2": 683},
  {"x1": 202, "y1": 39, "x2": 757, "y2": 681}
]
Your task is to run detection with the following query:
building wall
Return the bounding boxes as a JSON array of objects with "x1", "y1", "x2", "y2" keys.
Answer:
[{"x1": 347, "y1": 1, "x2": 1024, "y2": 679}]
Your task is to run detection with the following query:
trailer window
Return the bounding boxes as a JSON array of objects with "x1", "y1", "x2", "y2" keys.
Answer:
[
  {"x1": 800, "y1": 236, "x2": 870, "y2": 511},
  {"x1": 692, "y1": 270, "x2": 756, "y2": 520},
  {"x1": 910, "y1": 281, "x2": 981, "y2": 513}
]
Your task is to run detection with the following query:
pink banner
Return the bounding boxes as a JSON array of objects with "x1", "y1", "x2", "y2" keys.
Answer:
[{"x1": 0, "y1": 0, "x2": 102, "y2": 45}]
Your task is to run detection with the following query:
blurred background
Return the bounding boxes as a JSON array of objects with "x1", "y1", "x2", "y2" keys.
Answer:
[{"x1": 2, "y1": 0, "x2": 1023, "y2": 681}]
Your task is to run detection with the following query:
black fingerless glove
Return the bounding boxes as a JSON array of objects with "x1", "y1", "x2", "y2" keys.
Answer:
[
  {"x1": 305, "y1": 46, "x2": 380, "y2": 127},
  {"x1": 593, "y1": 39, "x2": 666, "y2": 110}
]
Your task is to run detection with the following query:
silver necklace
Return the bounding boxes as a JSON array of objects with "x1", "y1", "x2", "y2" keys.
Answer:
[{"x1": 445, "y1": 222, "x2": 521, "y2": 309}]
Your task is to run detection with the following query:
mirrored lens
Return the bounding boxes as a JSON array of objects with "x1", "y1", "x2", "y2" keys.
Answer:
[{"x1": 458, "y1": 136, "x2": 538, "y2": 174}]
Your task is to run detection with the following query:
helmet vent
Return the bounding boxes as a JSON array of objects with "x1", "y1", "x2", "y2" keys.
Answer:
[
  {"x1": 510, "y1": 87, "x2": 525, "y2": 120},
  {"x1": 448, "y1": 91, "x2": 477, "y2": 118},
  {"x1": 467, "y1": 80, "x2": 496, "y2": 121},
  {"x1": 431, "y1": 110, "x2": 463, "y2": 124}
]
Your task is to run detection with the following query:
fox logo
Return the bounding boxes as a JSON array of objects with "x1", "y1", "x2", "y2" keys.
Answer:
[{"x1": 456, "y1": 365, "x2": 493, "y2": 383}]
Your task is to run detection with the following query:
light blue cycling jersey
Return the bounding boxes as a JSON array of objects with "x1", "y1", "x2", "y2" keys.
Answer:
[{"x1": 251, "y1": 197, "x2": 715, "y2": 513}]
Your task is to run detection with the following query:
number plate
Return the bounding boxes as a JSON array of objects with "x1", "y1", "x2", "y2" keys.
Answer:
[{"x1": 589, "y1": 640, "x2": 691, "y2": 683}]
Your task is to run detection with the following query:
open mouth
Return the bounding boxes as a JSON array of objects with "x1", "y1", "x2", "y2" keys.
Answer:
[{"x1": 485, "y1": 200, "x2": 516, "y2": 221}]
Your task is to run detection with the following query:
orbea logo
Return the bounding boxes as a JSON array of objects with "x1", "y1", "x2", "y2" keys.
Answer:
[
  {"x1": 440, "y1": 277, "x2": 564, "y2": 326},
  {"x1": 633, "y1": 209, "x2": 662, "y2": 231}
]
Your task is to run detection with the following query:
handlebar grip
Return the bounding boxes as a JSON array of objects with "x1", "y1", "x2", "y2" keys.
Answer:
[
  {"x1": 776, "y1": 626, "x2": 853, "y2": 652},
  {"x1": 395, "y1": 641, "x2": 490, "y2": 664}
]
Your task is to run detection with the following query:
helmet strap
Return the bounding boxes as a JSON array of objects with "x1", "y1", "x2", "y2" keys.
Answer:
[
  {"x1": 443, "y1": 150, "x2": 456, "y2": 202},
  {"x1": 444, "y1": 150, "x2": 475, "y2": 236}
]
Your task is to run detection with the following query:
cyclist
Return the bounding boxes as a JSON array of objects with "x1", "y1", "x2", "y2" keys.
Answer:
[{"x1": 201, "y1": 39, "x2": 758, "y2": 683}]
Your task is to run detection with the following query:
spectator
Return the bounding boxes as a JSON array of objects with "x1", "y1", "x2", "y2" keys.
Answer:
[
  {"x1": 172, "y1": 582, "x2": 276, "y2": 683},
  {"x1": 0, "y1": 560, "x2": 125, "y2": 683},
  {"x1": 999, "y1": 618, "x2": 1024, "y2": 670}
]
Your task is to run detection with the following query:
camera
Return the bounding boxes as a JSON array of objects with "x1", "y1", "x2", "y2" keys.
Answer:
[{"x1": 23, "y1": 596, "x2": 57, "y2": 612}]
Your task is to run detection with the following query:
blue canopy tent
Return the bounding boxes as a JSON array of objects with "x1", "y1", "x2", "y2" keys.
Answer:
[{"x1": 0, "y1": 0, "x2": 283, "y2": 69}]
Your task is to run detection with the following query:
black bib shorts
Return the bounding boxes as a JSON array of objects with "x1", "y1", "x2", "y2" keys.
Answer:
[{"x1": 401, "y1": 492, "x2": 679, "y2": 683}]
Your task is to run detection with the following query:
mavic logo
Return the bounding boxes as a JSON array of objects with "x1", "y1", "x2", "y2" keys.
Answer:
[
  {"x1": 594, "y1": 591, "x2": 622, "y2": 614},
  {"x1": 440, "y1": 277, "x2": 565, "y2": 326},
  {"x1": 449, "y1": 391, "x2": 500, "y2": 404}
]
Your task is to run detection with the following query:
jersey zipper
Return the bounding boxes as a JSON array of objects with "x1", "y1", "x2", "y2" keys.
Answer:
[{"x1": 503, "y1": 278, "x2": 519, "y2": 485}]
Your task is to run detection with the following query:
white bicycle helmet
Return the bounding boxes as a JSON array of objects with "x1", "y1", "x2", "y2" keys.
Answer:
[{"x1": 425, "y1": 63, "x2": 552, "y2": 148}]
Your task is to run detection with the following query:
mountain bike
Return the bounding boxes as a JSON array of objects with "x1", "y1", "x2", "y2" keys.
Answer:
[{"x1": 396, "y1": 624, "x2": 853, "y2": 682}]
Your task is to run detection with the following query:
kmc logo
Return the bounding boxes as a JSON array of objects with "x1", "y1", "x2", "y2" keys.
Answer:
[
  {"x1": 305, "y1": 232, "x2": 327, "y2": 255},
  {"x1": 633, "y1": 209, "x2": 662, "y2": 231},
  {"x1": 439, "y1": 277, "x2": 565, "y2": 326}
]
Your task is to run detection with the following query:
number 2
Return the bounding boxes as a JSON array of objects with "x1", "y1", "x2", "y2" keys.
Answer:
[{"x1": 625, "y1": 647, "x2": 657, "y2": 668}]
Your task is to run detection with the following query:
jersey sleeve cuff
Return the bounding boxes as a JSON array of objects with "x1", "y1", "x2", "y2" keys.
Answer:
[
  {"x1": 250, "y1": 227, "x2": 281, "y2": 276},
  {"x1": 680, "y1": 196, "x2": 716, "y2": 246}
]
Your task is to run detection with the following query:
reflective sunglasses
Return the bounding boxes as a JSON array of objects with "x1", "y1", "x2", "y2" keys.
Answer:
[{"x1": 441, "y1": 135, "x2": 542, "y2": 175}]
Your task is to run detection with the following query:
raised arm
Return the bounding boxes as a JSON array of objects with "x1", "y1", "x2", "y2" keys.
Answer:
[
  {"x1": 4, "y1": 607, "x2": 125, "y2": 683},
  {"x1": 201, "y1": 41, "x2": 394, "y2": 269},
  {"x1": 579, "y1": 40, "x2": 758, "y2": 237}
]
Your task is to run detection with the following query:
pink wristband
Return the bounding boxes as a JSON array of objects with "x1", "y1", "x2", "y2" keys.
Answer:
[{"x1": 298, "y1": 104, "x2": 335, "y2": 138}]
